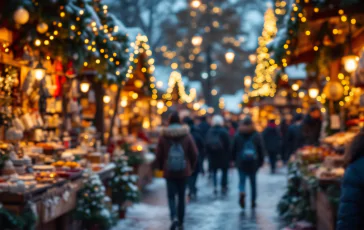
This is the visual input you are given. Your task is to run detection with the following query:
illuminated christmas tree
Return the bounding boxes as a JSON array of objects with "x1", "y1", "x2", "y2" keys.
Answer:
[{"x1": 252, "y1": 7, "x2": 278, "y2": 97}]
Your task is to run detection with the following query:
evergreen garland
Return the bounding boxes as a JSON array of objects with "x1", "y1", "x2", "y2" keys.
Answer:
[{"x1": 0, "y1": 202, "x2": 37, "y2": 230}]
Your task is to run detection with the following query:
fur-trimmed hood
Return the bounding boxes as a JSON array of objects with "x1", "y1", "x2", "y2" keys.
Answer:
[{"x1": 161, "y1": 124, "x2": 190, "y2": 138}]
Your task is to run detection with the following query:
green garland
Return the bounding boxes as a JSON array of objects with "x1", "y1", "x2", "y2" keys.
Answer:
[
  {"x1": 0, "y1": 202, "x2": 37, "y2": 230},
  {"x1": 0, "y1": 0, "x2": 129, "y2": 83}
]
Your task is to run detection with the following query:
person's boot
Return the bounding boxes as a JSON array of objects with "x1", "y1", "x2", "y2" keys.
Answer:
[
  {"x1": 239, "y1": 192, "x2": 245, "y2": 208},
  {"x1": 170, "y1": 220, "x2": 179, "y2": 230},
  {"x1": 251, "y1": 200, "x2": 256, "y2": 209}
]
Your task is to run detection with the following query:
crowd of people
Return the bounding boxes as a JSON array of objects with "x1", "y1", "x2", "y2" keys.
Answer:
[{"x1": 155, "y1": 106, "x2": 324, "y2": 230}]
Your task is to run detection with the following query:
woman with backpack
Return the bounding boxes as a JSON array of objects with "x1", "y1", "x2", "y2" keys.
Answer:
[
  {"x1": 232, "y1": 117, "x2": 265, "y2": 209},
  {"x1": 205, "y1": 115, "x2": 231, "y2": 194},
  {"x1": 156, "y1": 112, "x2": 198, "y2": 230}
]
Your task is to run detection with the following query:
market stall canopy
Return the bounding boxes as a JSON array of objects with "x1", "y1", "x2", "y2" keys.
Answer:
[{"x1": 271, "y1": 0, "x2": 364, "y2": 66}]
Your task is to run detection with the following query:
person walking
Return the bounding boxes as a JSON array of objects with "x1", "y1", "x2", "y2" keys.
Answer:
[
  {"x1": 285, "y1": 114, "x2": 304, "y2": 161},
  {"x1": 337, "y1": 131, "x2": 364, "y2": 229},
  {"x1": 232, "y1": 117, "x2": 265, "y2": 209},
  {"x1": 279, "y1": 118, "x2": 289, "y2": 164},
  {"x1": 183, "y1": 116, "x2": 204, "y2": 200},
  {"x1": 262, "y1": 119, "x2": 282, "y2": 174},
  {"x1": 302, "y1": 105, "x2": 322, "y2": 146},
  {"x1": 156, "y1": 112, "x2": 198, "y2": 230},
  {"x1": 205, "y1": 115, "x2": 230, "y2": 194}
]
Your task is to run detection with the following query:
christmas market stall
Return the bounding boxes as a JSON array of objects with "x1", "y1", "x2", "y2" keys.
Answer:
[
  {"x1": 266, "y1": 0, "x2": 364, "y2": 229},
  {"x1": 0, "y1": 0, "x2": 139, "y2": 229}
]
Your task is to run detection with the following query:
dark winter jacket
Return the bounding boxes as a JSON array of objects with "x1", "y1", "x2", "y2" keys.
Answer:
[
  {"x1": 337, "y1": 157, "x2": 364, "y2": 230},
  {"x1": 302, "y1": 115, "x2": 322, "y2": 146},
  {"x1": 198, "y1": 121, "x2": 210, "y2": 139},
  {"x1": 156, "y1": 124, "x2": 198, "y2": 179},
  {"x1": 285, "y1": 123, "x2": 304, "y2": 158},
  {"x1": 189, "y1": 125, "x2": 205, "y2": 173},
  {"x1": 205, "y1": 125, "x2": 231, "y2": 169},
  {"x1": 262, "y1": 124, "x2": 282, "y2": 155},
  {"x1": 231, "y1": 127, "x2": 265, "y2": 173}
]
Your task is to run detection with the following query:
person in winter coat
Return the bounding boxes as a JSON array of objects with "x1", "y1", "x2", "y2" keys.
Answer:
[
  {"x1": 279, "y1": 118, "x2": 289, "y2": 164},
  {"x1": 156, "y1": 112, "x2": 198, "y2": 230},
  {"x1": 198, "y1": 116, "x2": 210, "y2": 139},
  {"x1": 337, "y1": 131, "x2": 364, "y2": 229},
  {"x1": 302, "y1": 106, "x2": 322, "y2": 146},
  {"x1": 262, "y1": 119, "x2": 282, "y2": 174},
  {"x1": 183, "y1": 116, "x2": 204, "y2": 200},
  {"x1": 285, "y1": 114, "x2": 304, "y2": 161},
  {"x1": 232, "y1": 117, "x2": 265, "y2": 209},
  {"x1": 205, "y1": 115, "x2": 231, "y2": 194}
]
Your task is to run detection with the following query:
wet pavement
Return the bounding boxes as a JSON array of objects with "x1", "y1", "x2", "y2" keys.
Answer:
[{"x1": 114, "y1": 165, "x2": 287, "y2": 230}]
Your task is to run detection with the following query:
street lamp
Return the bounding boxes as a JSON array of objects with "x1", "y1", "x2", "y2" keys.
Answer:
[
  {"x1": 225, "y1": 49, "x2": 235, "y2": 64},
  {"x1": 191, "y1": 0, "x2": 201, "y2": 8},
  {"x1": 80, "y1": 80, "x2": 90, "y2": 93},
  {"x1": 191, "y1": 35, "x2": 203, "y2": 47},
  {"x1": 244, "y1": 76, "x2": 252, "y2": 89},
  {"x1": 33, "y1": 62, "x2": 46, "y2": 81}
]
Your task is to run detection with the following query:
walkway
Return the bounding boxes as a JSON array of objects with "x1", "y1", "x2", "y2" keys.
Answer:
[{"x1": 114, "y1": 165, "x2": 287, "y2": 230}]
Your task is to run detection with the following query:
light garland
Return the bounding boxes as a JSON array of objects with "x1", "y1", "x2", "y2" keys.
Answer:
[
  {"x1": 251, "y1": 7, "x2": 278, "y2": 97},
  {"x1": 127, "y1": 34, "x2": 158, "y2": 99},
  {"x1": 163, "y1": 71, "x2": 196, "y2": 104}
]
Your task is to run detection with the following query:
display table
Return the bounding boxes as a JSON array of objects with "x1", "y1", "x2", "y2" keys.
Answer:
[{"x1": 0, "y1": 163, "x2": 115, "y2": 230}]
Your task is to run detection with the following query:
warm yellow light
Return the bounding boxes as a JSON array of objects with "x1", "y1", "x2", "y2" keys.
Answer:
[
  {"x1": 244, "y1": 76, "x2": 252, "y2": 88},
  {"x1": 34, "y1": 39, "x2": 41, "y2": 46},
  {"x1": 314, "y1": 46, "x2": 319, "y2": 51},
  {"x1": 191, "y1": 0, "x2": 201, "y2": 8},
  {"x1": 308, "y1": 88, "x2": 319, "y2": 99},
  {"x1": 342, "y1": 55, "x2": 359, "y2": 73},
  {"x1": 33, "y1": 62, "x2": 46, "y2": 81},
  {"x1": 298, "y1": 91, "x2": 305, "y2": 98},
  {"x1": 305, "y1": 30, "x2": 311, "y2": 36},
  {"x1": 191, "y1": 35, "x2": 203, "y2": 46},
  {"x1": 157, "y1": 101, "x2": 164, "y2": 109},
  {"x1": 291, "y1": 83, "x2": 299, "y2": 91},
  {"x1": 60, "y1": 12, "x2": 65, "y2": 17},
  {"x1": 171, "y1": 63, "x2": 178, "y2": 69},
  {"x1": 211, "y1": 89, "x2": 217, "y2": 96},
  {"x1": 80, "y1": 81, "x2": 90, "y2": 93},
  {"x1": 193, "y1": 103, "x2": 201, "y2": 111},
  {"x1": 225, "y1": 50, "x2": 235, "y2": 64},
  {"x1": 134, "y1": 79, "x2": 144, "y2": 88},
  {"x1": 103, "y1": 95, "x2": 111, "y2": 104},
  {"x1": 132, "y1": 92, "x2": 139, "y2": 100},
  {"x1": 120, "y1": 99, "x2": 128, "y2": 107},
  {"x1": 341, "y1": 15, "x2": 347, "y2": 22},
  {"x1": 156, "y1": 81, "x2": 163, "y2": 88}
]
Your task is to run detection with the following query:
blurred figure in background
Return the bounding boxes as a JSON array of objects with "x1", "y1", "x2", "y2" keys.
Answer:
[
  {"x1": 262, "y1": 119, "x2": 282, "y2": 174},
  {"x1": 302, "y1": 105, "x2": 322, "y2": 146},
  {"x1": 205, "y1": 115, "x2": 231, "y2": 194},
  {"x1": 226, "y1": 120, "x2": 236, "y2": 137},
  {"x1": 279, "y1": 118, "x2": 289, "y2": 164},
  {"x1": 285, "y1": 113, "x2": 304, "y2": 162},
  {"x1": 198, "y1": 116, "x2": 210, "y2": 139},
  {"x1": 156, "y1": 112, "x2": 198, "y2": 230},
  {"x1": 232, "y1": 116, "x2": 265, "y2": 209},
  {"x1": 337, "y1": 131, "x2": 364, "y2": 229},
  {"x1": 183, "y1": 117, "x2": 204, "y2": 200}
]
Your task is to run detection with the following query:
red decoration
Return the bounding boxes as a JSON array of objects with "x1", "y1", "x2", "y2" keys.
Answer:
[{"x1": 53, "y1": 60, "x2": 65, "y2": 97}]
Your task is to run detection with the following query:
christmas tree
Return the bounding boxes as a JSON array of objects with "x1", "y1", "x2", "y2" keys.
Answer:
[
  {"x1": 110, "y1": 156, "x2": 139, "y2": 211},
  {"x1": 75, "y1": 173, "x2": 115, "y2": 229},
  {"x1": 252, "y1": 6, "x2": 278, "y2": 97}
]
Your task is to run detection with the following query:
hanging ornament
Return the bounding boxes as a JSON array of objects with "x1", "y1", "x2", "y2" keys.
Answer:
[
  {"x1": 36, "y1": 22, "x2": 48, "y2": 34},
  {"x1": 323, "y1": 82, "x2": 344, "y2": 101},
  {"x1": 13, "y1": 7, "x2": 30, "y2": 25},
  {"x1": 65, "y1": 61, "x2": 76, "y2": 78}
]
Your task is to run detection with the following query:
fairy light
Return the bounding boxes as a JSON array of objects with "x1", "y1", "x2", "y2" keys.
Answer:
[{"x1": 252, "y1": 7, "x2": 278, "y2": 97}]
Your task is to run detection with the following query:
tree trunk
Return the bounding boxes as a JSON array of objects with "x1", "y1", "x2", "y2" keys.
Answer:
[{"x1": 108, "y1": 84, "x2": 122, "y2": 144}]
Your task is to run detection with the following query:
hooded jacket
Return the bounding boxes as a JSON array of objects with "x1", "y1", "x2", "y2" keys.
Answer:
[
  {"x1": 337, "y1": 156, "x2": 364, "y2": 229},
  {"x1": 156, "y1": 124, "x2": 198, "y2": 179},
  {"x1": 231, "y1": 124, "x2": 265, "y2": 173}
]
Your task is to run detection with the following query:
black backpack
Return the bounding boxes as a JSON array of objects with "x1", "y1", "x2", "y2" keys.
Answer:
[{"x1": 206, "y1": 130, "x2": 223, "y2": 153}]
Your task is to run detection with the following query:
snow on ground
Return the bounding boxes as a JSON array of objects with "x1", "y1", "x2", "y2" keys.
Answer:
[{"x1": 113, "y1": 165, "x2": 287, "y2": 230}]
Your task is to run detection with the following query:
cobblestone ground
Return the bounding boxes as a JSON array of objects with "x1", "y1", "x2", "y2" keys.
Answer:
[{"x1": 114, "y1": 165, "x2": 287, "y2": 230}]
